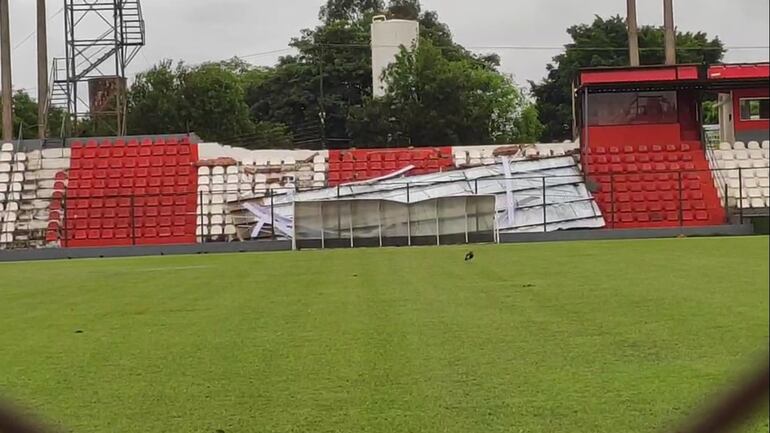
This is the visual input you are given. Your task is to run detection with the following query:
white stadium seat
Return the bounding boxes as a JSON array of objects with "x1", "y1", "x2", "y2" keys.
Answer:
[
  {"x1": 0, "y1": 143, "x2": 12, "y2": 152},
  {"x1": 212, "y1": 166, "x2": 225, "y2": 176},
  {"x1": 197, "y1": 166, "x2": 211, "y2": 176},
  {"x1": 226, "y1": 166, "x2": 239, "y2": 175},
  {"x1": 718, "y1": 142, "x2": 732, "y2": 151},
  {"x1": 748, "y1": 141, "x2": 761, "y2": 150},
  {"x1": 733, "y1": 141, "x2": 747, "y2": 150}
]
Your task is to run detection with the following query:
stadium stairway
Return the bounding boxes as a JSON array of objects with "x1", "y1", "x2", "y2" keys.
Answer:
[
  {"x1": 585, "y1": 141, "x2": 726, "y2": 228},
  {"x1": 56, "y1": 137, "x2": 199, "y2": 247}
]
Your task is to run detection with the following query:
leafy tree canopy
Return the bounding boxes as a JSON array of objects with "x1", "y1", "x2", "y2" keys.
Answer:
[{"x1": 531, "y1": 15, "x2": 724, "y2": 142}]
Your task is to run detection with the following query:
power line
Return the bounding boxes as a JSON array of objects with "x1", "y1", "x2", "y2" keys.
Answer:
[
  {"x1": 12, "y1": 6, "x2": 64, "y2": 51},
  {"x1": 212, "y1": 43, "x2": 769, "y2": 66}
]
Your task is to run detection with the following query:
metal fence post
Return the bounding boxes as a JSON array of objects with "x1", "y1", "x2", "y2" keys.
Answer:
[
  {"x1": 474, "y1": 179, "x2": 479, "y2": 195},
  {"x1": 738, "y1": 167, "x2": 744, "y2": 224},
  {"x1": 270, "y1": 189, "x2": 275, "y2": 239},
  {"x1": 723, "y1": 181, "x2": 729, "y2": 223},
  {"x1": 130, "y1": 195, "x2": 136, "y2": 246},
  {"x1": 542, "y1": 176, "x2": 547, "y2": 233},
  {"x1": 678, "y1": 171, "x2": 684, "y2": 228},
  {"x1": 198, "y1": 189, "x2": 204, "y2": 244},
  {"x1": 609, "y1": 173, "x2": 615, "y2": 229},
  {"x1": 62, "y1": 193, "x2": 68, "y2": 248},
  {"x1": 406, "y1": 183, "x2": 411, "y2": 204}
]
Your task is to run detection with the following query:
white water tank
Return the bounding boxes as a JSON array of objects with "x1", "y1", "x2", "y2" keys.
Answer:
[{"x1": 371, "y1": 16, "x2": 419, "y2": 98}]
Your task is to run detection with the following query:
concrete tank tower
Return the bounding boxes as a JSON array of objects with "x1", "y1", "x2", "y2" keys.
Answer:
[{"x1": 371, "y1": 15, "x2": 419, "y2": 98}]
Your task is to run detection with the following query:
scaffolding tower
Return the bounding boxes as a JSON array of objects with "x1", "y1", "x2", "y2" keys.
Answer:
[{"x1": 50, "y1": 0, "x2": 146, "y2": 137}]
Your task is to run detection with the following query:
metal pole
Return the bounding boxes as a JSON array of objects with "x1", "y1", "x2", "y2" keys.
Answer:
[
  {"x1": 663, "y1": 0, "x2": 677, "y2": 65},
  {"x1": 319, "y1": 44, "x2": 327, "y2": 150},
  {"x1": 738, "y1": 167, "x2": 744, "y2": 224},
  {"x1": 678, "y1": 171, "x2": 684, "y2": 227},
  {"x1": 130, "y1": 195, "x2": 136, "y2": 246},
  {"x1": 610, "y1": 173, "x2": 615, "y2": 229},
  {"x1": 37, "y1": 0, "x2": 48, "y2": 139},
  {"x1": 62, "y1": 193, "x2": 68, "y2": 247},
  {"x1": 377, "y1": 201, "x2": 383, "y2": 248},
  {"x1": 723, "y1": 181, "x2": 729, "y2": 223},
  {"x1": 627, "y1": 0, "x2": 640, "y2": 66},
  {"x1": 0, "y1": 0, "x2": 13, "y2": 142},
  {"x1": 474, "y1": 179, "x2": 479, "y2": 195},
  {"x1": 406, "y1": 197, "x2": 412, "y2": 247},
  {"x1": 319, "y1": 203, "x2": 325, "y2": 249},
  {"x1": 348, "y1": 202, "x2": 354, "y2": 248},
  {"x1": 270, "y1": 189, "x2": 275, "y2": 239},
  {"x1": 435, "y1": 199, "x2": 440, "y2": 246},
  {"x1": 199, "y1": 190, "x2": 204, "y2": 243},
  {"x1": 464, "y1": 197, "x2": 469, "y2": 244},
  {"x1": 542, "y1": 177, "x2": 548, "y2": 233}
]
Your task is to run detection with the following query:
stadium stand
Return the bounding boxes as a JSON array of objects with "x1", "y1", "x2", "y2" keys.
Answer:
[
  {"x1": 0, "y1": 142, "x2": 24, "y2": 247},
  {"x1": 56, "y1": 137, "x2": 199, "y2": 247},
  {"x1": 709, "y1": 141, "x2": 770, "y2": 210},
  {"x1": 326, "y1": 147, "x2": 454, "y2": 186},
  {"x1": 585, "y1": 141, "x2": 727, "y2": 228}
]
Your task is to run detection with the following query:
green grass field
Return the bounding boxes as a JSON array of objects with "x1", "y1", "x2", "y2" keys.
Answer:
[{"x1": 0, "y1": 237, "x2": 768, "y2": 433}]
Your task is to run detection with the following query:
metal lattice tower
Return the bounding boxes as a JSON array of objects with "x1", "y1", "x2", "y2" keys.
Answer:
[{"x1": 50, "y1": 0, "x2": 145, "y2": 137}]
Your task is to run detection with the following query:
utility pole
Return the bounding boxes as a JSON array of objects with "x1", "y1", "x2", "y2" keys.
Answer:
[
  {"x1": 37, "y1": 0, "x2": 49, "y2": 139},
  {"x1": 0, "y1": 0, "x2": 12, "y2": 142},
  {"x1": 663, "y1": 0, "x2": 677, "y2": 65},
  {"x1": 626, "y1": 0, "x2": 640, "y2": 66}
]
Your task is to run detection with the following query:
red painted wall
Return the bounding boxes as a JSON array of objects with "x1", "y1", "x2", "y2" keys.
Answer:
[{"x1": 733, "y1": 88, "x2": 770, "y2": 133}]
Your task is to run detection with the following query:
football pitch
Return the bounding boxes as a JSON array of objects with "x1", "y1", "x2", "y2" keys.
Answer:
[{"x1": 0, "y1": 237, "x2": 768, "y2": 433}]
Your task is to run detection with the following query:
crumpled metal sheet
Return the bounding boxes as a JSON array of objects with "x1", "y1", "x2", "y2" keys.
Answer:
[{"x1": 240, "y1": 156, "x2": 605, "y2": 236}]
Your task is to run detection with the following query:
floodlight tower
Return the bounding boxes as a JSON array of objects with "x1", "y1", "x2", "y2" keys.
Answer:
[{"x1": 50, "y1": 0, "x2": 146, "y2": 137}]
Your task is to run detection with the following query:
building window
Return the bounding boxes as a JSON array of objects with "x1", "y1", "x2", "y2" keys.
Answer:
[
  {"x1": 739, "y1": 98, "x2": 770, "y2": 121},
  {"x1": 588, "y1": 91, "x2": 678, "y2": 126}
]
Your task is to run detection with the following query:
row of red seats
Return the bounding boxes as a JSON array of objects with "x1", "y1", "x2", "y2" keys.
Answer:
[
  {"x1": 67, "y1": 227, "x2": 190, "y2": 241},
  {"x1": 585, "y1": 153, "x2": 696, "y2": 165},
  {"x1": 59, "y1": 187, "x2": 194, "y2": 200},
  {"x1": 595, "y1": 197, "x2": 710, "y2": 212},
  {"x1": 71, "y1": 155, "x2": 193, "y2": 170},
  {"x1": 604, "y1": 180, "x2": 703, "y2": 193},
  {"x1": 66, "y1": 195, "x2": 192, "y2": 209},
  {"x1": 69, "y1": 166, "x2": 193, "y2": 181},
  {"x1": 606, "y1": 210, "x2": 712, "y2": 224},
  {"x1": 62, "y1": 215, "x2": 194, "y2": 229},
  {"x1": 594, "y1": 190, "x2": 705, "y2": 202},
  {"x1": 69, "y1": 176, "x2": 191, "y2": 189},
  {"x1": 327, "y1": 148, "x2": 454, "y2": 186},
  {"x1": 329, "y1": 159, "x2": 452, "y2": 172},
  {"x1": 592, "y1": 172, "x2": 702, "y2": 183},
  {"x1": 590, "y1": 162, "x2": 700, "y2": 175},
  {"x1": 73, "y1": 144, "x2": 192, "y2": 159}
]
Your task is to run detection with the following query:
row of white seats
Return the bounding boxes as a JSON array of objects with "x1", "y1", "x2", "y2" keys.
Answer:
[
  {"x1": 713, "y1": 149, "x2": 768, "y2": 161},
  {"x1": 718, "y1": 141, "x2": 770, "y2": 151},
  {"x1": 0, "y1": 143, "x2": 24, "y2": 245},
  {"x1": 454, "y1": 147, "x2": 569, "y2": 167}
]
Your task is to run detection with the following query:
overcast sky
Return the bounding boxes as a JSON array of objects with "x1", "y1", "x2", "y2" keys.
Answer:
[{"x1": 5, "y1": 0, "x2": 769, "y2": 98}]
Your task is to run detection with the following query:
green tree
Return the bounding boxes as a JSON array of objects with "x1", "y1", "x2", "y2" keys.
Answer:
[
  {"x1": 531, "y1": 15, "x2": 725, "y2": 142},
  {"x1": 126, "y1": 60, "x2": 185, "y2": 136},
  {"x1": 127, "y1": 60, "x2": 256, "y2": 142},
  {"x1": 349, "y1": 39, "x2": 542, "y2": 146},
  {"x1": 246, "y1": 0, "x2": 531, "y2": 148},
  {"x1": 319, "y1": 0, "x2": 383, "y2": 23},
  {"x1": 0, "y1": 90, "x2": 68, "y2": 140}
]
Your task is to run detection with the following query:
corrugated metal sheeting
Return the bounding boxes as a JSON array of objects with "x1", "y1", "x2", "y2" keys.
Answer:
[{"x1": 236, "y1": 156, "x2": 605, "y2": 238}]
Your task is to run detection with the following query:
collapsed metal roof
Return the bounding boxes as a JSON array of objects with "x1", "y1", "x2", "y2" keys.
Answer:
[{"x1": 235, "y1": 155, "x2": 606, "y2": 237}]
